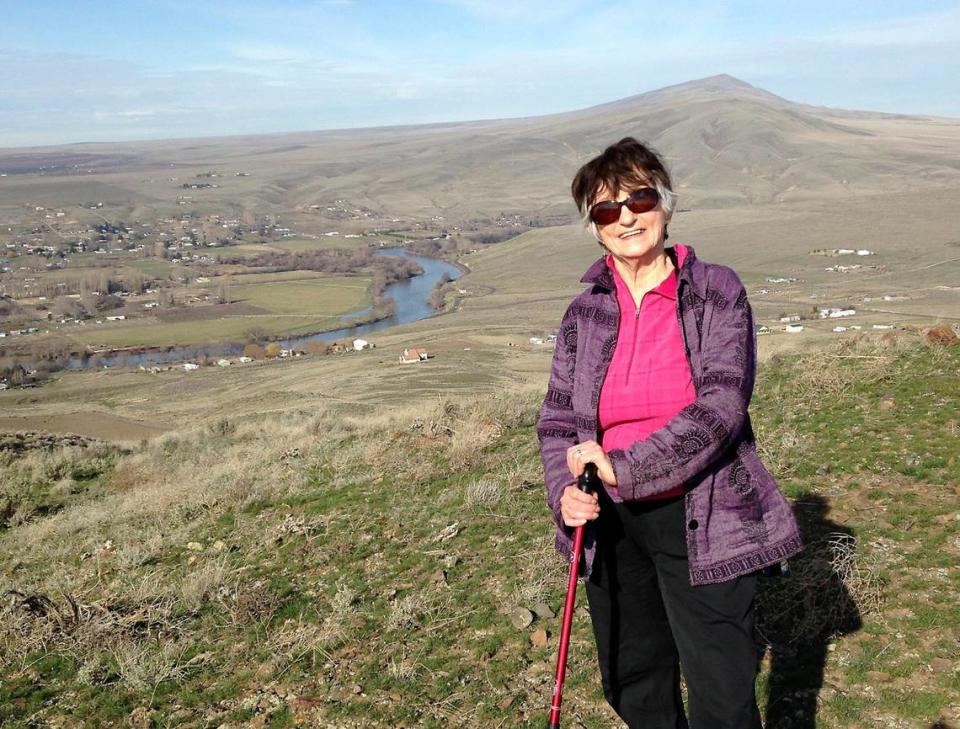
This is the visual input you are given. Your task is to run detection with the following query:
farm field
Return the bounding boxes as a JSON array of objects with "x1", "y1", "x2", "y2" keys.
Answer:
[
  {"x1": 271, "y1": 237, "x2": 370, "y2": 252},
  {"x1": 59, "y1": 276, "x2": 371, "y2": 348},
  {"x1": 218, "y1": 270, "x2": 330, "y2": 285}
]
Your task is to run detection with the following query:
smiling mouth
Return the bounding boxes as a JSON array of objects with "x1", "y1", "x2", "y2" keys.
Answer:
[{"x1": 620, "y1": 229, "x2": 647, "y2": 239}]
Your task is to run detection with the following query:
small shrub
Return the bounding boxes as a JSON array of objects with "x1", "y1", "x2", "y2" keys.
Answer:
[
  {"x1": 208, "y1": 418, "x2": 236, "y2": 437},
  {"x1": 385, "y1": 594, "x2": 429, "y2": 632},
  {"x1": 217, "y1": 579, "x2": 281, "y2": 627},
  {"x1": 923, "y1": 324, "x2": 960, "y2": 346},
  {"x1": 465, "y1": 478, "x2": 503, "y2": 508},
  {"x1": 180, "y1": 558, "x2": 230, "y2": 612},
  {"x1": 112, "y1": 638, "x2": 193, "y2": 693},
  {"x1": 329, "y1": 581, "x2": 359, "y2": 613}
]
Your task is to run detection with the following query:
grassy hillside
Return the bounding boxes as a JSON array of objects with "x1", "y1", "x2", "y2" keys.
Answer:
[{"x1": 1, "y1": 334, "x2": 958, "y2": 728}]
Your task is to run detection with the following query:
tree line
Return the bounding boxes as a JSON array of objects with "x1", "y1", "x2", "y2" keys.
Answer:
[{"x1": 215, "y1": 249, "x2": 422, "y2": 296}]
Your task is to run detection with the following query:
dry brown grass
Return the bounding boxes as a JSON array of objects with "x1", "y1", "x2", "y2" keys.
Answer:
[
  {"x1": 111, "y1": 638, "x2": 199, "y2": 695},
  {"x1": 789, "y1": 336, "x2": 900, "y2": 402},
  {"x1": 756, "y1": 530, "x2": 883, "y2": 647},
  {"x1": 0, "y1": 385, "x2": 550, "y2": 720},
  {"x1": 923, "y1": 323, "x2": 960, "y2": 346},
  {"x1": 0, "y1": 584, "x2": 186, "y2": 684},
  {"x1": 464, "y1": 478, "x2": 503, "y2": 509},
  {"x1": 9, "y1": 415, "x2": 323, "y2": 560}
]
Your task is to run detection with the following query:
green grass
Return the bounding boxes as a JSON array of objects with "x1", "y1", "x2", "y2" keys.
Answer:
[
  {"x1": 270, "y1": 237, "x2": 364, "y2": 252},
  {"x1": 229, "y1": 277, "x2": 369, "y2": 315},
  {"x1": 126, "y1": 258, "x2": 176, "y2": 278},
  {"x1": 216, "y1": 270, "x2": 328, "y2": 284},
  {"x1": 206, "y1": 244, "x2": 278, "y2": 259},
  {"x1": 1, "y1": 338, "x2": 958, "y2": 727}
]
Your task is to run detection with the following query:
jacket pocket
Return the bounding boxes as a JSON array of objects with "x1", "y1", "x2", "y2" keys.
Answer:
[{"x1": 713, "y1": 451, "x2": 769, "y2": 549}]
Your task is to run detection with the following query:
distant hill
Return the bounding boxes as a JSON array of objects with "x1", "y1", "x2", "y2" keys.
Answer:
[{"x1": 3, "y1": 74, "x2": 959, "y2": 222}]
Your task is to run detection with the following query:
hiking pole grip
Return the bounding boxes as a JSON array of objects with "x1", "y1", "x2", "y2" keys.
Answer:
[
  {"x1": 578, "y1": 462, "x2": 599, "y2": 493},
  {"x1": 547, "y1": 462, "x2": 600, "y2": 729}
]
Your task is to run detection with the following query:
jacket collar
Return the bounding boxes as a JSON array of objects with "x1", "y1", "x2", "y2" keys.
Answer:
[{"x1": 580, "y1": 244, "x2": 707, "y2": 300}]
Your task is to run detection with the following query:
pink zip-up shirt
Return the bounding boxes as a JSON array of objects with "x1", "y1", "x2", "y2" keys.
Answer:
[{"x1": 598, "y1": 244, "x2": 694, "y2": 500}]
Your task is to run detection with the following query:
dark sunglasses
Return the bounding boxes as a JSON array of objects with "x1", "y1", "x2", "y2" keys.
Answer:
[{"x1": 589, "y1": 187, "x2": 660, "y2": 226}]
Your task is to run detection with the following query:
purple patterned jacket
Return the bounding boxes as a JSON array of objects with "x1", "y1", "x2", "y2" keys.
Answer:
[{"x1": 537, "y1": 246, "x2": 802, "y2": 585}]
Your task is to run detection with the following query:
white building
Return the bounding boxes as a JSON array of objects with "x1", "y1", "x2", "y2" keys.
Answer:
[
  {"x1": 785, "y1": 324, "x2": 804, "y2": 333},
  {"x1": 353, "y1": 338, "x2": 370, "y2": 351},
  {"x1": 183, "y1": 362, "x2": 199, "y2": 371},
  {"x1": 819, "y1": 308, "x2": 856, "y2": 319}
]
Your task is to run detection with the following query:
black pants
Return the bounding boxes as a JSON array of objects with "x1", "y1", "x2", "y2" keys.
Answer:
[{"x1": 585, "y1": 492, "x2": 762, "y2": 729}]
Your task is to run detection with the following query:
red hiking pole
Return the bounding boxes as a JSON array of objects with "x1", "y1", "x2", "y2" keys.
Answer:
[{"x1": 547, "y1": 461, "x2": 600, "y2": 729}]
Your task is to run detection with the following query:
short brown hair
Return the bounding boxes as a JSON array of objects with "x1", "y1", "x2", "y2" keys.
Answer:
[{"x1": 571, "y1": 137, "x2": 674, "y2": 217}]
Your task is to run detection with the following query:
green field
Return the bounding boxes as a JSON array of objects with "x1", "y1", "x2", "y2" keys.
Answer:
[
  {"x1": 229, "y1": 278, "x2": 369, "y2": 314},
  {"x1": 1, "y1": 339, "x2": 958, "y2": 727},
  {"x1": 219, "y1": 270, "x2": 328, "y2": 285},
  {"x1": 206, "y1": 244, "x2": 277, "y2": 260},
  {"x1": 126, "y1": 258, "x2": 176, "y2": 278},
  {"x1": 60, "y1": 276, "x2": 371, "y2": 347},
  {"x1": 271, "y1": 237, "x2": 367, "y2": 252}
]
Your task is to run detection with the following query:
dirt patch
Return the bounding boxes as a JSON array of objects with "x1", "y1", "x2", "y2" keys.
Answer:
[{"x1": 0, "y1": 412, "x2": 171, "y2": 442}]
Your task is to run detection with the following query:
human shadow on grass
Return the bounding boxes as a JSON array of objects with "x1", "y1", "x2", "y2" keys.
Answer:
[{"x1": 756, "y1": 494, "x2": 870, "y2": 729}]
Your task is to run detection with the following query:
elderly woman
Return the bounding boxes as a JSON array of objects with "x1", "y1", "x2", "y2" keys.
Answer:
[{"x1": 537, "y1": 137, "x2": 802, "y2": 729}]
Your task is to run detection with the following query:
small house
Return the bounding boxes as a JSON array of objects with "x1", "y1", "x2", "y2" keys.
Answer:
[
  {"x1": 400, "y1": 348, "x2": 428, "y2": 363},
  {"x1": 353, "y1": 338, "x2": 370, "y2": 351},
  {"x1": 785, "y1": 324, "x2": 804, "y2": 333},
  {"x1": 183, "y1": 362, "x2": 199, "y2": 371}
]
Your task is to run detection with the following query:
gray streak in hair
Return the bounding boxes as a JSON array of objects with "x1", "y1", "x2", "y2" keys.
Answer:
[{"x1": 583, "y1": 177, "x2": 678, "y2": 243}]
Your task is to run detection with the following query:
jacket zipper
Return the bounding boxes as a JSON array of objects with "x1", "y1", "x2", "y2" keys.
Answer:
[{"x1": 675, "y1": 278, "x2": 698, "y2": 396}]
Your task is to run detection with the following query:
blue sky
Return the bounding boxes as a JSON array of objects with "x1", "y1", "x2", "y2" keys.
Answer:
[{"x1": 2, "y1": 0, "x2": 959, "y2": 147}]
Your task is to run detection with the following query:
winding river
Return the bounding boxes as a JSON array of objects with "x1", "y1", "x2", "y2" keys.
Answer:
[{"x1": 63, "y1": 249, "x2": 462, "y2": 370}]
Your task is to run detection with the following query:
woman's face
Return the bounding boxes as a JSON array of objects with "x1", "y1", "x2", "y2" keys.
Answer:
[{"x1": 591, "y1": 178, "x2": 670, "y2": 263}]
